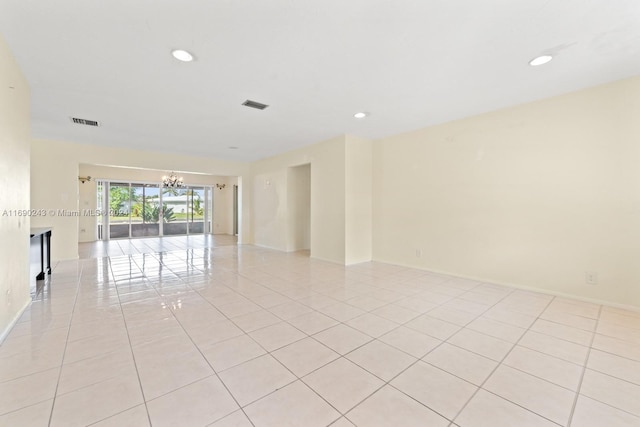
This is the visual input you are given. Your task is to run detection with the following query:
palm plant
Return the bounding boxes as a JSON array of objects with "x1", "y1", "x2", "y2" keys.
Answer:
[
  {"x1": 162, "y1": 205, "x2": 176, "y2": 222},
  {"x1": 139, "y1": 203, "x2": 176, "y2": 223}
]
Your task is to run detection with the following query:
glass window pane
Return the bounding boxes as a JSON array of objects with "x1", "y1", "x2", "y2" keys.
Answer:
[
  {"x1": 109, "y1": 183, "x2": 130, "y2": 238},
  {"x1": 131, "y1": 184, "x2": 160, "y2": 237},
  {"x1": 104, "y1": 182, "x2": 213, "y2": 238},
  {"x1": 189, "y1": 187, "x2": 205, "y2": 234},
  {"x1": 163, "y1": 187, "x2": 188, "y2": 235}
]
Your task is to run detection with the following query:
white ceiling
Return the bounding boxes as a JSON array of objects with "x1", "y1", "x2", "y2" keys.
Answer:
[{"x1": 1, "y1": 0, "x2": 639, "y2": 162}]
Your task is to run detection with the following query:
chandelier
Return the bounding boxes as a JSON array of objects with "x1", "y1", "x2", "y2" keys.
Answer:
[{"x1": 162, "y1": 172, "x2": 184, "y2": 188}]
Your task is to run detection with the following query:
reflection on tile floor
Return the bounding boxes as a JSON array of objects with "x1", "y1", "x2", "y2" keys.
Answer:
[
  {"x1": 78, "y1": 234, "x2": 238, "y2": 259},
  {"x1": 2, "y1": 244, "x2": 640, "y2": 426}
]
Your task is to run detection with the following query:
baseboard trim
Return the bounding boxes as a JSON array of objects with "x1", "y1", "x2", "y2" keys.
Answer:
[
  {"x1": 309, "y1": 254, "x2": 344, "y2": 265},
  {"x1": 372, "y1": 258, "x2": 640, "y2": 312},
  {"x1": 0, "y1": 298, "x2": 31, "y2": 345}
]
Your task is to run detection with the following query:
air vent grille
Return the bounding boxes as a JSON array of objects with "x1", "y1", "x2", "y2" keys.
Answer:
[
  {"x1": 242, "y1": 100, "x2": 269, "y2": 110},
  {"x1": 71, "y1": 117, "x2": 100, "y2": 127}
]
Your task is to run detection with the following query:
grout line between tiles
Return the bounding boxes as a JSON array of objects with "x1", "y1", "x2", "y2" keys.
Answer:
[
  {"x1": 566, "y1": 304, "x2": 602, "y2": 426},
  {"x1": 447, "y1": 292, "x2": 561, "y2": 426},
  {"x1": 132, "y1": 255, "x2": 258, "y2": 427},
  {"x1": 107, "y1": 255, "x2": 154, "y2": 427},
  {"x1": 46, "y1": 266, "x2": 82, "y2": 426}
]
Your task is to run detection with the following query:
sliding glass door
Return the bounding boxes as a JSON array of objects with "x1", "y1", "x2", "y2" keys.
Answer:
[
  {"x1": 163, "y1": 187, "x2": 188, "y2": 236},
  {"x1": 163, "y1": 187, "x2": 207, "y2": 235},
  {"x1": 109, "y1": 182, "x2": 131, "y2": 239},
  {"x1": 100, "y1": 180, "x2": 212, "y2": 239},
  {"x1": 189, "y1": 187, "x2": 205, "y2": 234},
  {"x1": 131, "y1": 184, "x2": 160, "y2": 237}
]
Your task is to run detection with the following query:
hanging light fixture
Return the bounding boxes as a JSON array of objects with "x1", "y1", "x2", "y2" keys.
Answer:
[{"x1": 162, "y1": 172, "x2": 184, "y2": 188}]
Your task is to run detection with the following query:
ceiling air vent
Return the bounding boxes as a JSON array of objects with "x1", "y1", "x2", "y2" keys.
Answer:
[
  {"x1": 242, "y1": 99, "x2": 269, "y2": 110},
  {"x1": 71, "y1": 117, "x2": 100, "y2": 127}
]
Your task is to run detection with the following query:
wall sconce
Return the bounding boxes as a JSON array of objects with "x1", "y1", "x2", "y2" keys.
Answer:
[
  {"x1": 78, "y1": 176, "x2": 92, "y2": 184},
  {"x1": 216, "y1": 183, "x2": 226, "y2": 190}
]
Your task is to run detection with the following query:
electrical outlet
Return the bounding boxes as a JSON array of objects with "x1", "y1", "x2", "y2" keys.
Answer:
[
  {"x1": 415, "y1": 249, "x2": 422, "y2": 257},
  {"x1": 585, "y1": 271, "x2": 598, "y2": 285}
]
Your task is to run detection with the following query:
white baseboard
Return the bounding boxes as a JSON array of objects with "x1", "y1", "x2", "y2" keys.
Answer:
[
  {"x1": 373, "y1": 258, "x2": 640, "y2": 312},
  {"x1": 0, "y1": 298, "x2": 31, "y2": 345}
]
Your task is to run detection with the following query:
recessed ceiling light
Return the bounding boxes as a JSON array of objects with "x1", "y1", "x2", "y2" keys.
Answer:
[
  {"x1": 354, "y1": 112, "x2": 368, "y2": 119},
  {"x1": 171, "y1": 49, "x2": 194, "y2": 62},
  {"x1": 529, "y1": 55, "x2": 553, "y2": 66},
  {"x1": 228, "y1": 146, "x2": 238, "y2": 149}
]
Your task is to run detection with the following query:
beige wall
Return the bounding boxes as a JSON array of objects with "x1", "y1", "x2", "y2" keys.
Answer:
[
  {"x1": 212, "y1": 176, "x2": 238, "y2": 236},
  {"x1": 252, "y1": 168, "x2": 288, "y2": 251},
  {"x1": 345, "y1": 135, "x2": 373, "y2": 265},
  {"x1": 31, "y1": 139, "x2": 250, "y2": 260},
  {"x1": 251, "y1": 135, "x2": 374, "y2": 264},
  {"x1": 251, "y1": 136, "x2": 347, "y2": 263},
  {"x1": 287, "y1": 164, "x2": 311, "y2": 252},
  {"x1": 0, "y1": 35, "x2": 31, "y2": 340},
  {"x1": 373, "y1": 75, "x2": 640, "y2": 309},
  {"x1": 77, "y1": 172, "x2": 97, "y2": 242}
]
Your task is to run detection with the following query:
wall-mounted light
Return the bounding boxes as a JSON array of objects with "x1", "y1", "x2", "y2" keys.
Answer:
[
  {"x1": 216, "y1": 183, "x2": 226, "y2": 190},
  {"x1": 78, "y1": 176, "x2": 92, "y2": 184}
]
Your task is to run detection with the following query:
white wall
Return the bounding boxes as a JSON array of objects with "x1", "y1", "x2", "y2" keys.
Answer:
[
  {"x1": 31, "y1": 141, "x2": 78, "y2": 259},
  {"x1": 373, "y1": 75, "x2": 640, "y2": 309},
  {"x1": 287, "y1": 164, "x2": 311, "y2": 252},
  {"x1": 31, "y1": 139, "x2": 250, "y2": 260},
  {"x1": 253, "y1": 169, "x2": 288, "y2": 251},
  {"x1": 212, "y1": 176, "x2": 237, "y2": 235},
  {"x1": 0, "y1": 35, "x2": 31, "y2": 340},
  {"x1": 251, "y1": 136, "x2": 346, "y2": 263},
  {"x1": 77, "y1": 174, "x2": 97, "y2": 242},
  {"x1": 251, "y1": 135, "x2": 374, "y2": 264},
  {"x1": 345, "y1": 135, "x2": 372, "y2": 265}
]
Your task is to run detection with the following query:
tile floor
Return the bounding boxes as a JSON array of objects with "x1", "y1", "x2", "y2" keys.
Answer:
[
  {"x1": 78, "y1": 235, "x2": 238, "y2": 259},
  {"x1": 2, "y1": 243, "x2": 640, "y2": 426}
]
